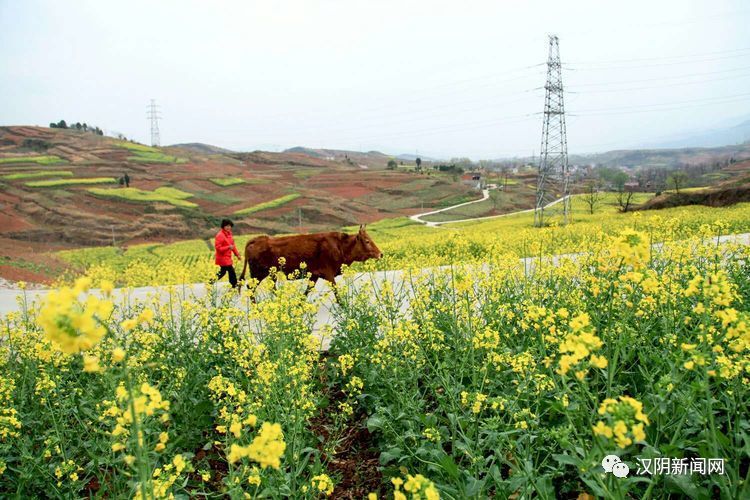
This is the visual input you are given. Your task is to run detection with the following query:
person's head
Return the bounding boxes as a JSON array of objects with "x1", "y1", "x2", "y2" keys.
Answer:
[{"x1": 221, "y1": 219, "x2": 234, "y2": 230}]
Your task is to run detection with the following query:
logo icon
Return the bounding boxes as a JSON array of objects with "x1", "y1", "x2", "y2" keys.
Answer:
[{"x1": 602, "y1": 455, "x2": 630, "y2": 478}]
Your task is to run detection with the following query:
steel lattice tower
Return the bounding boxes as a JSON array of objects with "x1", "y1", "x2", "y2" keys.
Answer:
[
  {"x1": 147, "y1": 99, "x2": 161, "y2": 147},
  {"x1": 534, "y1": 35, "x2": 570, "y2": 227}
]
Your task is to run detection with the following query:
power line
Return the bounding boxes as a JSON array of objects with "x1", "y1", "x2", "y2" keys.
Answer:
[
  {"x1": 250, "y1": 65, "x2": 546, "y2": 124},
  {"x1": 323, "y1": 113, "x2": 537, "y2": 145},
  {"x1": 564, "y1": 46, "x2": 750, "y2": 66},
  {"x1": 564, "y1": 50, "x2": 750, "y2": 70},
  {"x1": 258, "y1": 89, "x2": 541, "y2": 139},
  {"x1": 566, "y1": 65, "x2": 750, "y2": 87},
  {"x1": 570, "y1": 96, "x2": 750, "y2": 117},
  {"x1": 565, "y1": 55, "x2": 750, "y2": 71},
  {"x1": 569, "y1": 91, "x2": 750, "y2": 115},
  {"x1": 567, "y1": 72, "x2": 750, "y2": 94}
]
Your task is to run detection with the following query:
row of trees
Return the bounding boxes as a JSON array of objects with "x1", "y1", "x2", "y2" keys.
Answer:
[
  {"x1": 386, "y1": 157, "x2": 424, "y2": 171},
  {"x1": 49, "y1": 120, "x2": 103, "y2": 135},
  {"x1": 582, "y1": 165, "x2": 701, "y2": 214}
]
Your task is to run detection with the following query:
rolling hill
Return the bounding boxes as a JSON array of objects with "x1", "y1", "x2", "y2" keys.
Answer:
[
  {"x1": 0, "y1": 126, "x2": 477, "y2": 282},
  {"x1": 168, "y1": 142, "x2": 235, "y2": 154}
]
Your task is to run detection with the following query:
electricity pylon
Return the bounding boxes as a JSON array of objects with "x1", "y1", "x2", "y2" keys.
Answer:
[{"x1": 534, "y1": 35, "x2": 570, "y2": 227}]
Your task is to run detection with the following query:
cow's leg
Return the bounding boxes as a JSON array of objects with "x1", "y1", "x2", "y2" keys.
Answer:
[
  {"x1": 320, "y1": 270, "x2": 341, "y2": 303},
  {"x1": 244, "y1": 268, "x2": 269, "y2": 304},
  {"x1": 305, "y1": 275, "x2": 320, "y2": 296}
]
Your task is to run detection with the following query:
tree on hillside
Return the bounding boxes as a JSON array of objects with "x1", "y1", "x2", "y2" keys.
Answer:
[
  {"x1": 500, "y1": 165, "x2": 511, "y2": 189},
  {"x1": 583, "y1": 180, "x2": 602, "y2": 214},
  {"x1": 491, "y1": 190, "x2": 502, "y2": 210},
  {"x1": 616, "y1": 182, "x2": 636, "y2": 212},
  {"x1": 56, "y1": 120, "x2": 68, "y2": 129},
  {"x1": 416, "y1": 157, "x2": 422, "y2": 172},
  {"x1": 595, "y1": 166, "x2": 625, "y2": 188},
  {"x1": 387, "y1": 159, "x2": 397, "y2": 170},
  {"x1": 667, "y1": 171, "x2": 688, "y2": 193},
  {"x1": 450, "y1": 157, "x2": 474, "y2": 170}
]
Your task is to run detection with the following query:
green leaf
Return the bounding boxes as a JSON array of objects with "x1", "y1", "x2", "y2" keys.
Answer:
[
  {"x1": 553, "y1": 453, "x2": 582, "y2": 468},
  {"x1": 439, "y1": 454, "x2": 460, "y2": 479},
  {"x1": 664, "y1": 473, "x2": 703, "y2": 500},
  {"x1": 534, "y1": 475, "x2": 555, "y2": 499},
  {"x1": 366, "y1": 414, "x2": 385, "y2": 432},
  {"x1": 464, "y1": 476, "x2": 485, "y2": 497},
  {"x1": 379, "y1": 447, "x2": 404, "y2": 465}
]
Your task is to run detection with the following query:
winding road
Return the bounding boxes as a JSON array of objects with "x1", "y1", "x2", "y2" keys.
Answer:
[
  {"x1": 409, "y1": 189, "x2": 490, "y2": 227},
  {"x1": 409, "y1": 189, "x2": 569, "y2": 227}
]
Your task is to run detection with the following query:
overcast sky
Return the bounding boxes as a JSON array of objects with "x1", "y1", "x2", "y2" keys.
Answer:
[{"x1": 1, "y1": 0, "x2": 749, "y2": 159}]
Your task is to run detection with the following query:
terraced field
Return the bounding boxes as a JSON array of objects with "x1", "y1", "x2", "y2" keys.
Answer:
[{"x1": 0, "y1": 126, "x2": 480, "y2": 283}]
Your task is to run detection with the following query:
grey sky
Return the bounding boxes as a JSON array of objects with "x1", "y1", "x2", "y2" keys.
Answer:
[{"x1": 1, "y1": 0, "x2": 749, "y2": 159}]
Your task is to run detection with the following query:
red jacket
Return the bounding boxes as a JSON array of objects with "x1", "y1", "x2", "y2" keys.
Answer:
[{"x1": 215, "y1": 228, "x2": 240, "y2": 266}]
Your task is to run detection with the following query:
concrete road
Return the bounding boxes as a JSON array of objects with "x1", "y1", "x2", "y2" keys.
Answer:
[
  {"x1": 409, "y1": 192, "x2": 570, "y2": 228},
  {"x1": 2, "y1": 232, "x2": 749, "y2": 348}
]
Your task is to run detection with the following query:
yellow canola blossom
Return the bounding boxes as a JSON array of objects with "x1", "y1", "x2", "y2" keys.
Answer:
[
  {"x1": 37, "y1": 279, "x2": 113, "y2": 354},
  {"x1": 593, "y1": 396, "x2": 650, "y2": 449},
  {"x1": 227, "y1": 422, "x2": 286, "y2": 469}
]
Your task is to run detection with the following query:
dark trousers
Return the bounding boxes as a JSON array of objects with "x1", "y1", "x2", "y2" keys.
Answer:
[{"x1": 216, "y1": 265, "x2": 237, "y2": 288}]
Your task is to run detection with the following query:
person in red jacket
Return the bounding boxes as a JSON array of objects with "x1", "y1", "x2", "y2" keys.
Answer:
[{"x1": 214, "y1": 219, "x2": 241, "y2": 288}]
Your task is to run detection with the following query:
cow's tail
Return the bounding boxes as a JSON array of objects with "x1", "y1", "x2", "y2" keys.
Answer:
[{"x1": 239, "y1": 248, "x2": 249, "y2": 283}]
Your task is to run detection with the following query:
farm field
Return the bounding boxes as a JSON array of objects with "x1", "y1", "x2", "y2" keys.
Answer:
[
  {"x1": 25, "y1": 177, "x2": 116, "y2": 188},
  {"x1": 1, "y1": 220, "x2": 749, "y2": 498},
  {"x1": 0, "y1": 126, "x2": 479, "y2": 282},
  {"x1": 56, "y1": 194, "x2": 750, "y2": 287},
  {"x1": 87, "y1": 187, "x2": 198, "y2": 208}
]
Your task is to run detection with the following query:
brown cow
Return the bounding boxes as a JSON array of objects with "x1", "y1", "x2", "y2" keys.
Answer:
[{"x1": 239, "y1": 225, "x2": 382, "y2": 293}]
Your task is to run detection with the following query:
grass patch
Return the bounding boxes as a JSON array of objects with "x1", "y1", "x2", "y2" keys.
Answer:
[
  {"x1": 234, "y1": 193, "x2": 300, "y2": 216},
  {"x1": 2, "y1": 170, "x2": 74, "y2": 180},
  {"x1": 0, "y1": 155, "x2": 65, "y2": 165},
  {"x1": 487, "y1": 178, "x2": 519, "y2": 186},
  {"x1": 423, "y1": 190, "x2": 530, "y2": 222},
  {"x1": 87, "y1": 186, "x2": 197, "y2": 208},
  {"x1": 26, "y1": 177, "x2": 116, "y2": 187},
  {"x1": 126, "y1": 152, "x2": 188, "y2": 164},
  {"x1": 115, "y1": 142, "x2": 187, "y2": 164},
  {"x1": 115, "y1": 142, "x2": 158, "y2": 153},
  {"x1": 0, "y1": 255, "x2": 53, "y2": 275},
  {"x1": 435, "y1": 193, "x2": 481, "y2": 208},
  {"x1": 292, "y1": 168, "x2": 321, "y2": 179},
  {"x1": 210, "y1": 177, "x2": 246, "y2": 187}
]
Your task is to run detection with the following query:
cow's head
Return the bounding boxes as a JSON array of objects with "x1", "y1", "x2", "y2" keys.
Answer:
[{"x1": 353, "y1": 225, "x2": 382, "y2": 261}]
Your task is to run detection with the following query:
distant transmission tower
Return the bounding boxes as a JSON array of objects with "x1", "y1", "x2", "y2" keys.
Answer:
[
  {"x1": 534, "y1": 35, "x2": 570, "y2": 227},
  {"x1": 146, "y1": 99, "x2": 161, "y2": 147}
]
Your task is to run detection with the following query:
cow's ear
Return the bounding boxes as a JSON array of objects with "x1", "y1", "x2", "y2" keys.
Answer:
[{"x1": 359, "y1": 224, "x2": 364, "y2": 232}]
